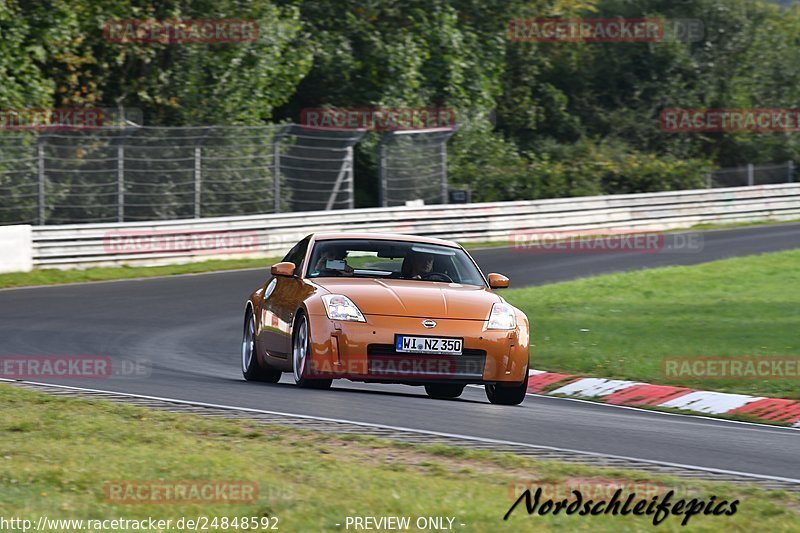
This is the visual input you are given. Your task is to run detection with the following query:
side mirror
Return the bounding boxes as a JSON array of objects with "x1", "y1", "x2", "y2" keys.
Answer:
[
  {"x1": 271, "y1": 261, "x2": 296, "y2": 277},
  {"x1": 487, "y1": 273, "x2": 510, "y2": 289}
]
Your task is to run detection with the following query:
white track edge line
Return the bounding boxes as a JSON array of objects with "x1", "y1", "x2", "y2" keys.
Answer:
[{"x1": 4, "y1": 379, "x2": 799, "y2": 486}]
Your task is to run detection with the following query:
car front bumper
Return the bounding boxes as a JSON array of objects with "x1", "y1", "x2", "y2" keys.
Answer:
[{"x1": 306, "y1": 314, "x2": 529, "y2": 384}]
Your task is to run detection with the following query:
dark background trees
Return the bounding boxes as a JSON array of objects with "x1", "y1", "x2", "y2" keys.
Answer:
[{"x1": 2, "y1": 0, "x2": 797, "y2": 206}]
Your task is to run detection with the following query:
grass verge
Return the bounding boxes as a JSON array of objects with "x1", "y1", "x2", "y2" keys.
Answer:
[
  {"x1": 0, "y1": 258, "x2": 279, "y2": 289},
  {"x1": 505, "y1": 249, "x2": 800, "y2": 399},
  {"x1": 0, "y1": 384, "x2": 797, "y2": 531}
]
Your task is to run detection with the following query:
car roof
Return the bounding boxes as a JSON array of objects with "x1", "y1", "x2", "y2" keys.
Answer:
[{"x1": 311, "y1": 232, "x2": 461, "y2": 249}]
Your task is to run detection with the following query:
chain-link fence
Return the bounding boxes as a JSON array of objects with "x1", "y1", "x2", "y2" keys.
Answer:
[
  {"x1": 0, "y1": 132, "x2": 38, "y2": 225},
  {"x1": 279, "y1": 125, "x2": 365, "y2": 212},
  {"x1": 708, "y1": 161, "x2": 795, "y2": 188},
  {"x1": 378, "y1": 127, "x2": 456, "y2": 207},
  {"x1": 3, "y1": 123, "x2": 798, "y2": 226},
  {"x1": 0, "y1": 125, "x2": 368, "y2": 224}
]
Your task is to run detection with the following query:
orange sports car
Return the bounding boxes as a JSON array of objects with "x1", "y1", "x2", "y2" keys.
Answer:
[{"x1": 241, "y1": 233, "x2": 531, "y2": 404}]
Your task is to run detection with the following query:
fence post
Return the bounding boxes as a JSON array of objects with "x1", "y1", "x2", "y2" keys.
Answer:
[
  {"x1": 706, "y1": 172, "x2": 712, "y2": 188},
  {"x1": 117, "y1": 145, "x2": 124, "y2": 222},
  {"x1": 37, "y1": 142, "x2": 45, "y2": 225},
  {"x1": 747, "y1": 163, "x2": 754, "y2": 186},
  {"x1": 273, "y1": 132, "x2": 281, "y2": 213},
  {"x1": 347, "y1": 145, "x2": 355, "y2": 210},
  {"x1": 378, "y1": 137, "x2": 388, "y2": 207},
  {"x1": 194, "y1": 146, "x2": 201, "y2": 218},
  {"x1": 440, "y1": 139, "x2": 448, "y2": 204},
  {"x1": 789, "y1": 161, "x2": 794, "y2": 183},
  {"x1": 326, "y1": 156, "x2": 349, "y2": 211}
]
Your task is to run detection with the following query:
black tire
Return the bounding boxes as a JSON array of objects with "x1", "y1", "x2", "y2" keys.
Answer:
[
  {"x1": 242, "y1": 310, "x2": 281, "y2": 383},
  {"x1": 424, "y1": 383, "x2": 465, "y2": 399},
  {"x1": 292, "y1": 312, "x2": 333, "y2": 390},
  {"x1": 485, "y1": 368, "x2": 529, "y2": 405}
]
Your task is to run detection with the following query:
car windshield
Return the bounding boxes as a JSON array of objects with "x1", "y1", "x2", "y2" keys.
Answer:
[{"x1": 306, "y1": 239, "x2": 486, "y2": 286}]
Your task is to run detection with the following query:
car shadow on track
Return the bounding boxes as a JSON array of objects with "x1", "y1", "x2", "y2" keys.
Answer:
[{"x1": 231, "y1": 378, "x2": 488, "y2": 405}]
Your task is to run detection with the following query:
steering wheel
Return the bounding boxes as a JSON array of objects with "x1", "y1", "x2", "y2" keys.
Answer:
[{"x1": 421, "y1": 272, "x2": 454, "y2": 283}]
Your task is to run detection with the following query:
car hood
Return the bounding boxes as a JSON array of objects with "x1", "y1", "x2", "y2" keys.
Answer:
[{"x1": 311, "y1": 278, "x2": 501, "y2": 320}]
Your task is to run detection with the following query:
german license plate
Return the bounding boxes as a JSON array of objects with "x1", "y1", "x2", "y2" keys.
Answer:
[{"x1": 395, "y1": 335, "x2": 463, "y2": 355}]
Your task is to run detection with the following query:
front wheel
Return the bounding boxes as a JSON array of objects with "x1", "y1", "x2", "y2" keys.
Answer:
[
  {"x1": 292, "y1": 313, "x2": 332, "y2": 390},
  {"x1": 485, "y1": 368, "x2": 529, "y2": 405},
  {"x1": 242, "y1": 311, "x2": 281, "y2": 383}
]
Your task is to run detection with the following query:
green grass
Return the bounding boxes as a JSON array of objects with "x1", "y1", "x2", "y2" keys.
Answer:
[
  {"x1": 0, "y1": 385, "x2": 797, "y2": 532},
  {"x1": 505, "y1": 249, "x2": 800, "y2": 399}
]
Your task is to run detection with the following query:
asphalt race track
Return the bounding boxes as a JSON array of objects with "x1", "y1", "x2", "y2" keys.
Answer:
[
  {"x1": 472, "y1": 222, "x2": 800, "y2": 286},
  {"x1": 1, "y1": 223, "x2": 799, "y2": 480}
]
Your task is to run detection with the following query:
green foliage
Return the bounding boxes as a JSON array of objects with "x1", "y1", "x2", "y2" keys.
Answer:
[
  {"x1": 0, "y1": 1, "x2": 57, "y2": 108},
  {"x1": 448, "y1": 119, "x2": 532, "y2": 202},
  {"x1": 450, "y1": 127, "x2": 711, "y2": 202},
  {"x1": 4, "y1": 0, "x2": 313, "y2": 124},
  {"x1": 0, "y1": 0, "x2": 798, "y2": 211}
]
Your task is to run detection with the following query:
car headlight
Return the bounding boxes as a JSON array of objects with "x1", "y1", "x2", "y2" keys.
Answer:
[
  {"x1": 487, "y1": 302, "x2": 516, "y2": 330},
  {"x1": 322, "y1": 294, "x2": 366, "y2": 322}
]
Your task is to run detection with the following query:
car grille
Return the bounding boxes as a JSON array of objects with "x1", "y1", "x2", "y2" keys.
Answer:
[{"x1": 366, "y1": 344, "x2": 486, "y2": 380}]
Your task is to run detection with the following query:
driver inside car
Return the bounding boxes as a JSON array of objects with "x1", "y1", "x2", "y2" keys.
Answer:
[
  {"x1": 403, "y1": 251, "x2": 435, "y2": 279},
  {"x1": 313, "y1": 246, "x2": 354, "y2": 276}
]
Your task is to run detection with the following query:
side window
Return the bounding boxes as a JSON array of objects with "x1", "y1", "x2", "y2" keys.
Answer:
[{"x1": 282, "y1": 237, "x2": 310, "y2": 274}]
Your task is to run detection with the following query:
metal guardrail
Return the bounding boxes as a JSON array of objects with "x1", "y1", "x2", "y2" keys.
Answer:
[{"x1": 20, "y1": 183, "x2": 800, "y2": 270}]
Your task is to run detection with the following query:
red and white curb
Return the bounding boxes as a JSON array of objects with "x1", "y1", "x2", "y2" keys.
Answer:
[{"x1": 528, "y1": 369, "x2": 800, "y2": 427}]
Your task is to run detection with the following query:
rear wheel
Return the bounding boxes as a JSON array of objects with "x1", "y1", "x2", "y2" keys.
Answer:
[
  {"x1": 485, "y1": 368, "x2": 529, "y2": 405},
  {"x1": 424, "y1": 383, "x2": 465, "y2": 399},
  {"x1": 242, "y1": 310, "x2": 281, "y2": 383},
  {"x1": 292, "y1": 313, "x2": 333, "y2": 390}
]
